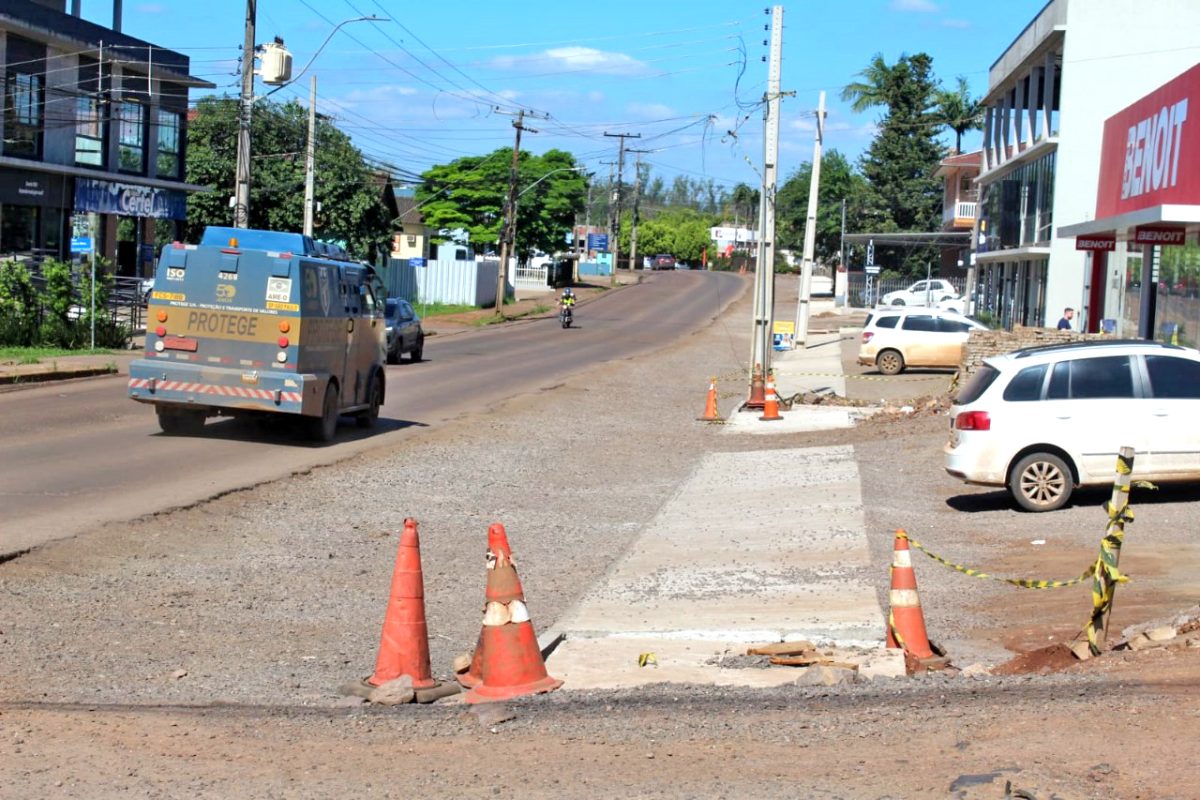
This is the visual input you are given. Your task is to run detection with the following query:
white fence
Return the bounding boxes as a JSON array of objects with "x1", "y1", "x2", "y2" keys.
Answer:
[{"x1": 384, "y1": 257, "x2": 500, "y2": 307}]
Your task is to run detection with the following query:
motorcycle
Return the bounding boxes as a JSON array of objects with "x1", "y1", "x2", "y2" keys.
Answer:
[{"x1": 559, "y1": 304, "x2": 573, "y2": 328}]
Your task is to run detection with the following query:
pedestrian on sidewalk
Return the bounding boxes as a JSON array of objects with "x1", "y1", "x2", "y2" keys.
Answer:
[{"x1": 1057, "y1": 307, "x2": 1074, "y2": 330}]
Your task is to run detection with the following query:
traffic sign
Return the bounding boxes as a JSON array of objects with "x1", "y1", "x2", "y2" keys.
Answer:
[
  {"x1": 865, "y1": 265, "x2": 880, "y2": 275},
  {"x1": 70, "y1": 236, "x2": 92, "y2": 254},
  {"x1": 409, "y1": 257, "x2": 427, "y2": 267},
  {"x1": 587, "y1": 233, "x2": 609, "y2": 251}
]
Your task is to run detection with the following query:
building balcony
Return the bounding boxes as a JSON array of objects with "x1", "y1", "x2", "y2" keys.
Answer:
[{"x1": 944, "y1": 201, "x2": 978, "y2": 229}]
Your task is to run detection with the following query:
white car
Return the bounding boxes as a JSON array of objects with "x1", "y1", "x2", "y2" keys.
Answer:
[
  {"x1": 858, "y1": 307, "x2": 986, "y2": 375},
  {"x1": 880, "y1": 279, "x2": 960, "y2": 307},
  {"x1": 945, "y1": 340, "x2": 1200, "y2": 511}
]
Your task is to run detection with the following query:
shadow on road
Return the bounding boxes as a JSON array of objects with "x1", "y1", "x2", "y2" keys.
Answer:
[
  {"x1": 946, "y1": 482, "x2": 1200, "y2": 513},
  {"x1": 155, "y1": 415, "x2": 426, "y2": 447}
]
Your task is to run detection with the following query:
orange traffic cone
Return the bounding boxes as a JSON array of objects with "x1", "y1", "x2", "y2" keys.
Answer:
[
  {"x1": 697, "y1": 376, "x2": 721, "y2": 422},
  {"x1": 368, "y1": 518, "x2": 436, "y2": 689},
  {"x1": 885, "y1": 530, "x2": 933, "y2": 659},
  {"x1": 457, "y1": 522, "x2": 513, "y2": 689},
  {"x1": 464, "y1": 523, "x2": 563, "y2": 704},
  {"x1": 745, "y1": 364, "x2": 766, "y2": 410},
  {"x1": 759, "y1": 371, "x2": 783, "y2": 421}
]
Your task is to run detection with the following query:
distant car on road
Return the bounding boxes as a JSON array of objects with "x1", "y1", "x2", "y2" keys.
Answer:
[
  {"x1": 880, "y1": 279, "x2": 960, "y2": 307},
  {"x1": 652, "y1": 254, "x2": 676, "y2": 270},
  {"x1": 859, "y1": 306, "x2": 986, "y2": 375},
  {"x1": 385, "y1": 298, "x2": 424, "y2": 364},
  {"x1": 946, "y1": 340, "x2": 1200, "y2": 511}
]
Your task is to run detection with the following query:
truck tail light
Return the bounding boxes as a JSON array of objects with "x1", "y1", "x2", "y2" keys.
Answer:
[{"x1": 955, "y1": 411, "x2": 991, "y2": 431}]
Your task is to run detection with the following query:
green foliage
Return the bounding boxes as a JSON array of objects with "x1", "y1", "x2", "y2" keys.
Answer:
[
  {"x1": 41, "y1": 259, "x2": 75, "y2": 321},
  {"x1": 776, "y1": 150, "x2": 869, "y2": 265},
  {"x1": 935, "y1": 76, "x2": 983, "y2": 153},
  {"x1": 0, "y1": 260, "x2": 40, "y2": 346},
  {"x1": 416, "y1": 148, "x2": 586, "y2": 260},
  {"x1": 0, "y1": 258, "x2": 128, "y2": 349},
  {"x1": 184, "y1": 96, "x2": 392, "y2": 260},
  {"x1": 618, "y1": 207, "x2": 716, "y2": 264},
  {"x1": 847, "y1": 52, "x2": 946, "y2": 275}
]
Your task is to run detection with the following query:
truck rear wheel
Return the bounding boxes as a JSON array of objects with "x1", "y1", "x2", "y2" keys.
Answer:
[
  {"x1": 157, "y1": 408, "x2": 206, "y2": 436},
  {"x1": 356, "y1": 375, "x2": 382, "y2": 428},
  {"x1": 307, "y1": 382, "x2": 340, "y2": 443}
]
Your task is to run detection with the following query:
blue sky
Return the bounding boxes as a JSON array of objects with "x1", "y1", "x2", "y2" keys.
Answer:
[{"x1": 89, "y1": 0, "x2": 1050, "y2": 192}]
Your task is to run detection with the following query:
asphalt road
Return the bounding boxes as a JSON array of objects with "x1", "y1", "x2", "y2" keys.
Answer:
[{"x1": 0, "y1": 270, "x2": 744, "y2": 556}]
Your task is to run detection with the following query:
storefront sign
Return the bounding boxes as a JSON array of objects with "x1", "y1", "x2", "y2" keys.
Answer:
[
  {"x1": 0, "y1": 171, "x2": 66, "y2": 205},
  {"x1": 1133, "y1": 225, "x2": 1187, "y2": 245},
  {"x1": 1075, "y1": 235, "x2": 1116, "y2": 251},
  {"x1": 1096, "y1": 62, "x2": 1199, "y2": 218},
  {"x1": 74, "y1": 177, "x2": 186, "y2": 220}
]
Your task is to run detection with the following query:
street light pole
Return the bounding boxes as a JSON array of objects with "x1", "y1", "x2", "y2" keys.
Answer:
[{"x1": 233, "y1": 0, "x2": 255, "y2": 228}]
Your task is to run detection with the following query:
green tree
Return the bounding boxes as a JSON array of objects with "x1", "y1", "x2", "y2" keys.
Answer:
[
  {"x1": 775, "y1": 150, "x2": 870, "y2": 264},
  {"x1": 936, "y1": 76, "x2": 982, "y2": 153},
  {"x1": 848, "y1": 52, "x2": 946, "y2": 274},
  {"x1": 416, "y1": 148, "x2": 586, "y2": 261},
  {"x1": 184, "y1": 96, "x2": 392, "y2": 260}
]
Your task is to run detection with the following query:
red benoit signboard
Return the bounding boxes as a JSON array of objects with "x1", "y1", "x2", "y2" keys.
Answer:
[
  {"x1": 1075, "y1": 236, "x2": 1116, "y2": 251},
  {"x1": 1133, "y1": 225, "x2": 1187, "y2": 245},
  {"x1": 1096, "y1": 62, "x2": 1199, "y2": 219}
]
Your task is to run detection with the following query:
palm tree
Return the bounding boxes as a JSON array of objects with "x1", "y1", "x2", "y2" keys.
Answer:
[
  {"x1": 936, "y1": 76, "x2": 983, "y2": 153},
  {"x1": 840, "y1": 52, "x2": 896, "y2": 113}
]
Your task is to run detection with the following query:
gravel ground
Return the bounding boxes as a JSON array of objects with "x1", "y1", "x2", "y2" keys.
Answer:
[{"x1": 2, "y1": 277, "x2": 1199, "y2": 799}]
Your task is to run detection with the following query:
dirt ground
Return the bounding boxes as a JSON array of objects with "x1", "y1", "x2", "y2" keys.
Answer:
[{"x1": 3, "y1": 275, "x2": 1199, "y2": 800}]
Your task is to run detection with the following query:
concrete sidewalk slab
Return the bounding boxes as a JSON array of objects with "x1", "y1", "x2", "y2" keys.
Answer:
[
  {"x1": 722, "y1": 405, "x2": 854, "y2": 434},
  {"x1": 548, "y1": 445, "x2": 897, "y2": 689}
]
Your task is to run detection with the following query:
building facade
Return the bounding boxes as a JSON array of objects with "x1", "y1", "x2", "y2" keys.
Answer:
[
  {"x1": 973, "y1": 0, "x2": 1200, "y2": 332},
  {"x1": 0, "y1": 0, "x2": 211, "y2": 275},
  {"x1": 933, "y1": 150, "x2": 980, "y2": 273}
]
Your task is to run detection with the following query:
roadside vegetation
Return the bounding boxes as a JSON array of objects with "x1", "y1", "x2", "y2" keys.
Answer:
[{"x1": 0, "y1": 258, "x2": 129, "y2": 350}]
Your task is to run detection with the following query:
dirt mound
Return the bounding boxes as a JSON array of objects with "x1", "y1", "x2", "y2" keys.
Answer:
[{"x1": 991, "y1": 643, "x2": 1079, "y2": 675}]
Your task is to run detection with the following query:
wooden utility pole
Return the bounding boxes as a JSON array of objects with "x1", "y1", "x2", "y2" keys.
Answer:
[
  {"x1": 494, "y1": 108, "x2": 545, "y2": 315},
  {"x1": 303, "y1": 74, "x2": 316, "y2": 236},
  {"x1": 603, "y1": 132, "x2": 640, "y2": 286},
  {"x1": 233, "y1": 0, "x2": 256, "y2": 228},
  {"x1": 794, "y1": 91, "x2": 826, "y2": 347}
]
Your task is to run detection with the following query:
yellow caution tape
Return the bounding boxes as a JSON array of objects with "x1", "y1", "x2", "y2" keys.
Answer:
[
  {"x1": 637, "y1": 652, "x2": 658, "y2": 668},
  {"x1": 897, "y1": 531, "x2": 1099, "y2": 589},
  {"x1": 1082, "y1": 452, "x2": 1140, "y2": 655}
]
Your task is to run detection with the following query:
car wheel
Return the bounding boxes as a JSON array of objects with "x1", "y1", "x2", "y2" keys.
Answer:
[
  {"x1": 410, "y1": 334, "x2": 424, "y2": 363},
  {"x1": 891, "y1": 298, "x2": 905, "y2": 306},
  {"x1": 157, "y1": 408, "x2": 205, "y2": 435},
  {"x1": 356, "y1": 373, "x2": 382, "y2": 429},
  {"x1": 876, "y1": 349, "x2": 905, "y2": 376},
  {"x1": 1009, "y1": 452, "x2": 1074, "y2": 512},
  {"x1": 307, "y1": 382, "x2": 340, "y2": 443}
]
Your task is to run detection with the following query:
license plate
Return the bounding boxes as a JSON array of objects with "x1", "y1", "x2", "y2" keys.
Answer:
[{"x1": 162, "y1": 335, "x2": 198, "y2": 352}]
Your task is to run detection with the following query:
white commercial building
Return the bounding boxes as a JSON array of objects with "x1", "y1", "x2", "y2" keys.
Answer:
[{"x1": 973, "y1": 0, "x2": 1200, "y2": 333}]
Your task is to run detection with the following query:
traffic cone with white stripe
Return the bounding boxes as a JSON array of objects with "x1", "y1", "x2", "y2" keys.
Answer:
[
  {"x1": 886, "y1": 529, "x2": 934, "y2": 659},
  {"x1": 759, "y1": 370, "x2": 783, "y2": 422},
  {"x1": 697, "y1": 376, "x2": 721, "y2": 422},
  {"x1": 464, "y1": 523, "x2": 562, "y2": 704},
  {"x1": 456, "y1": 522, "x2": 513, "y2": 689}
]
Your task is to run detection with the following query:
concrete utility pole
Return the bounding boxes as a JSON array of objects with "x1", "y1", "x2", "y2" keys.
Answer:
[
  {"x1": 494, "y1": 108, "x2": 545, "y2": 315},
  {"x1": 303, "y1": 74, "x2": 316, "y2": 237},
  {"x1": 604, "y1": 132, "x2": 641, "y2": 286},
  {"x1": 794, "y1": 91, "x2": 826, "y2": 347},
  {"x1": 628, "y1": 150, "x2": 650, "y2": 273},
  {"x1": 233, "y1": 0, "x2": 256, "y2": 228},
  {"x1": 749, "y1": 5, "x2": 784, "y2": 388}
]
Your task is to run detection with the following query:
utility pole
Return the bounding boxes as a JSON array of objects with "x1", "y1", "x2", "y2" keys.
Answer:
[
  {"x1": 838, "y1": 197, "x2": 847, "y2": 307},
  {"x1": 749, "y1": 5, "x2": 784, "y2": 394},
  {"x1": 303, "y1": 74, "x2": 316, "y2": 237},
  {"x1": 494, "y1": 108, "x2": 545, "y2": 315},
  {"x1": 794, "y1": 90, "x2": 826, "y2": 347},
  {"x1": 233, "y1": 0, "x2": 256, "y2": 228},
  {"x1": 604, "y1": 132, "x2": 640, "y2": 286},
  {"x1": 628, "y1": 150, "x2": 649, "y2": 273}
]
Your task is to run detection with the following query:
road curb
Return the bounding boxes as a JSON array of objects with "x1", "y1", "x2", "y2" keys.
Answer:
[{"x1": 0, "y1": 365, "x2": 119, "y2": 391}]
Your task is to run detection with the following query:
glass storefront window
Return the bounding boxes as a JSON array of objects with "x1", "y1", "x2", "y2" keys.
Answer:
[
  {"x1": 156, "y1": 110, "x2": 181, "y2": 178},
  {"x1": 0, "y1": 205, "x2": 39, "y2": 254},
  {"x1": 4, "y1": 72, "x2": 43, "y2": 159},
  {"x1": 118, "y1": 101, "x2": 146, "y2": 173},
  {"x1": 75, "y1": 95, "x2": 104, "y2": 166}
]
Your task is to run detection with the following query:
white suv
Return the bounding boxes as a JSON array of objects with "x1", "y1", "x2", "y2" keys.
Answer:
[
  {"x1": 859, "y1": 307, "x2": 986, "y2": 375},
  {"x1": 945, "y1": 340, "x2": 1200, "y2": 511},
  {"x1": 880, "y1": 279, "x2": 960, "y2": 307}
]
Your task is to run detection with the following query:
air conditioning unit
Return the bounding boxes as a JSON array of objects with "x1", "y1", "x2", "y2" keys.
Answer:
[{"x1": 258, "y1": 42, "x2": 293, "y2": 85}]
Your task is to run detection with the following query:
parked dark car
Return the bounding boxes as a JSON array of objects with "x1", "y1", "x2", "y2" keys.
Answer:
[
  {"x1": 652, "y1": 254, "x2": 676, "y2": 270},
  {"x1": 385, "y1": 298, "x2": 424, "y2": 363}
]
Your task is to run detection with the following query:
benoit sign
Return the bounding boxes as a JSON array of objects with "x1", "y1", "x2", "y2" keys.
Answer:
[{"x1": 1096, "y1": 62, "x2": 1199, "y2": 219}]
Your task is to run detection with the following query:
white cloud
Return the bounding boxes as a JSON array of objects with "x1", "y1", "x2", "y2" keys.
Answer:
[
  {"x1": 941, "y1": 18, "x2": 972, "y2": 29},
  {"x1": 890, "y1": 0, "x2": 938, "y2": 11},
  {"x1": 627, "y1": 102, "x2": 674, "y2": 119},
  {"x1": 491, "y1": 47, "x2": 647, "y2": 77}
]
